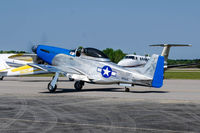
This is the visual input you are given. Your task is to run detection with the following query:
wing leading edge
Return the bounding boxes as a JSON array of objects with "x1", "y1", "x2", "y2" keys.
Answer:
[
  {"x1": 28, "y1": 63, "x2": 83, "y2": 74},
  {"x1": 28, "y1": 63, "x2": 92, "y2": 82}
]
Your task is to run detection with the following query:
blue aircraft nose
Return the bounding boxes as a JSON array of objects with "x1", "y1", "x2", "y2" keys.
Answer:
[{"x1": 32, "y1": 45, "x2": 38, "y2": 53}]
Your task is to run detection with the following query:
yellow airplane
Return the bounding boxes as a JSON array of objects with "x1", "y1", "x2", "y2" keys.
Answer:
[{"x1": 0, "y1": 53, "x2": 48, "y2": 80}]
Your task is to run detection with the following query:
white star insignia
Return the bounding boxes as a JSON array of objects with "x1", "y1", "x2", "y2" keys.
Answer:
[{"x1": 103, "y1": 67, "x2": 111, "y2": 76}]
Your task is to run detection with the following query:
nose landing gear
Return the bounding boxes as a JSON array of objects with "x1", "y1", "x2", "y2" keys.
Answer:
[{"x1": 48, "y1": 83, "x2": 57, "y2": 93}]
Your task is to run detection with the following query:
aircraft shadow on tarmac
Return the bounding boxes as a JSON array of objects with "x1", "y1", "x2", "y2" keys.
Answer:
[{"x1": 40, "y1": 88, "x2": 169, "y2": 94}]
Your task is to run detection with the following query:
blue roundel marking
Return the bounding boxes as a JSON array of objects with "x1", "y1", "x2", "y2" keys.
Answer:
[{"x1": 101, "y1": 66, "x2": 112, "y2": 78}]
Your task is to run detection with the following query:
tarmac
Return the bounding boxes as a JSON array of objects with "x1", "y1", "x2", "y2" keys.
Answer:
[{"x1": 0, "y1": 77, "x2": 200, "y2": 133}]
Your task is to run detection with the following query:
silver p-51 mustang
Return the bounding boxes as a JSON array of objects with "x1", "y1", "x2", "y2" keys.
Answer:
[{"x1": 29, "y1": 45, "x2": 164, "y2": 92}]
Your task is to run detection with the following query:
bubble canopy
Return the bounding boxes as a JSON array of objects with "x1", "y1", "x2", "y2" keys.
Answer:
[{"x1": 83, "y1": 48, "x2": 108, "y2": 58}]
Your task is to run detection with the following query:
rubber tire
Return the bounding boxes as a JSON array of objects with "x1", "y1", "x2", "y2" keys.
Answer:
[
  {"x1": 74, "y1": 81, "x2": 83, "y2": 91},
  {"x1": 69, "y1": 78, "x2": 74, "y2": 81},
  {"x1": 0, "y1": 76, "x2": 4, "y2": 80},
  {"x1": 48, "y1": 83, "x2": 57, "y2": 93},
  {"x1": 125, "y1": 87, "x2": 130, "y2": 92}
]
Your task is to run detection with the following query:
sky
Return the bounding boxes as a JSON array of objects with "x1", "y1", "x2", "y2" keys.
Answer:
[{"x1": 0, "y1": 0, "x2": 200, "y2": 59}]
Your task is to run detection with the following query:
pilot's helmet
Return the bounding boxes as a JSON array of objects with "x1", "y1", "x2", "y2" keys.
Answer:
[{"x1": 81, "y1": 48, "x2": 85, "y2": 53}]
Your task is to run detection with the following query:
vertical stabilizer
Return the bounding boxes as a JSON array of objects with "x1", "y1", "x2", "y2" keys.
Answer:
[
  {"x1": 151, "y1": 55, "x2": 164, "y2": 88},
  {"x1": 150, "y1": 44, "x2": 191, "y2": 65},
  {"x1": 142, "y1": 54, "x2": 164, "y2": 88},
  {"x1": 130, "y1": 54, "x2": 164, "y2": 88}
]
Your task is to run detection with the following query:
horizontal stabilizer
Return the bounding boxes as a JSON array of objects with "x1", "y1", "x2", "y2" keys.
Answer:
[{"x1": 150, "y1": 44, "x2": 192, "y2": 47}]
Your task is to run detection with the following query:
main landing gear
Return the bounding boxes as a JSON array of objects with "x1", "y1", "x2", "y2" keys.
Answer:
[
  {"x1": 125, "y1": 87, "x2": 130, "y2": 92},
  {"x1": 74, "y1": 81, "x2": 84, "y2": 91},
  {"x1": 47, "y1": 72, "x2": 59, "y2": 93},
  {"x1": 47, "y1": 72, "x2": 85, "y2": 93}
]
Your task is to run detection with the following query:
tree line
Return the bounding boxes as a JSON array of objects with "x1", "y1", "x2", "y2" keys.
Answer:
[
  {"x1": 1, "y1": 49, "x2": 199, "y2": 67},
  {"x1": 167, "y1": 59, "x2": 200, "y2": 68},
  {"x1": 0, "y1": 50, "x2": 26, "y2": 54}
]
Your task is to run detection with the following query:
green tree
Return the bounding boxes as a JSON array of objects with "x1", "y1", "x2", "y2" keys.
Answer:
[
  {"x1": 113, "y1": 49, "x2": 126, "y2": 63},
  {"x1": 103, "y1": 48, "x2": 114, "y2": 61},
  {"x1": 103, "y1": 48, "x2": 125, "y2": 63}
]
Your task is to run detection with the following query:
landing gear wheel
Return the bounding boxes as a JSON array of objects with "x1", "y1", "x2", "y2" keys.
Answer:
[
  {"x1": 0, "y1": 76, "x2": 4, "y2": 80},
  {"x1": 48, "y1": 83, "x2": 57, "y2": 93},
  {"x1": 74, "y1": 81, "x2": 83, "y2": 91},
  {"x1": 125, "y1": 87, "x2": 130, "y2": 92},
  {"x1": 69, "y1": 78, "x2": 74, "y2": 81}
]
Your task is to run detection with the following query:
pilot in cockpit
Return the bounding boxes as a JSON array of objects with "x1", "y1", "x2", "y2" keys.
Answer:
[{"x1": 75, "y1": 47, "x2": 84, "y2": 57}]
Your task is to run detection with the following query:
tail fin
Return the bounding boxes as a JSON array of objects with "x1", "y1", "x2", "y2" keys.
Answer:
[
  {"x1": 151, "y1": 55, "x2": 164, "y2": 88},
  {"x1": 150, "y1": 44, "x2": 191, "y2": 65},
  {"x1": 132, "y1": 54, "x2": 164, "y2": 88}
]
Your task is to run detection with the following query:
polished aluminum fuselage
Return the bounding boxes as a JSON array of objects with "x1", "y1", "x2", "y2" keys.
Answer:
[{"x1": 52, "y1": 54, "x2": 152, "y2": 86}]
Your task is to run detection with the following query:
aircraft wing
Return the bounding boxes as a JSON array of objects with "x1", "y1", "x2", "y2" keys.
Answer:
[
  {"x1": 28, "y1": 63, "x2": 92, "y2": 82},
  {"x1": 8, "y1": 54, "x2": 37, "y2": 61},
  {"x1": 8, "y1": 54, "x2": 45, "y2": 64},
  {"x1": 28, "y1": 63, "x2": 85, "y2": 75}
]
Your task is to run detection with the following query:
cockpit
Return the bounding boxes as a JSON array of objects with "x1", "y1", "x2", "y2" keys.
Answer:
[{"x1": 73, "y1": 47, "x2": 109, "y2": 59}]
